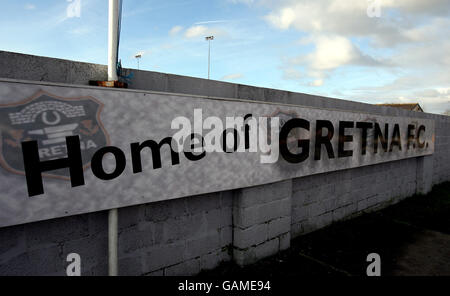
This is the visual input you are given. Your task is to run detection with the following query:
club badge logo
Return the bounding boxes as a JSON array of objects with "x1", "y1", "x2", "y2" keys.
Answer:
[{"x1": 0, "y1": 91, "x2": 110, "y2": 179}]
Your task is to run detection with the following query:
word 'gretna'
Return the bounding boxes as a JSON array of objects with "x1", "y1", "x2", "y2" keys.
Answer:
[{"x1": 21, "y1": 117, "x2": 428, "y2": 197}]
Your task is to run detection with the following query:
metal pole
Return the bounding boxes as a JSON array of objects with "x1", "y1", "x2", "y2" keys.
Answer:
[
  {"x1": 108, "y1": 0, "x2": 119, "y2": 81},
  {"x1": 208, "y1": 39, "x2": 210, "y2": 79},
  {"x1": 107, "y1": 0, "x2": 119, "y2": 276},
  {"x1": 108, "y1": 208, "x2": 118, "y2": 276},
  {"x1": 205, "y1": 36, "x2": 213, "y2": 79}
]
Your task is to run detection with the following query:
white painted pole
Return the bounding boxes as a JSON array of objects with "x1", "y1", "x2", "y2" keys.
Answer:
[
  {"x1": 108, "y1": 208, "x2": 118, "y2": 276},
  {"x1": 107, "y1": 0, "x2": 119, "y2": 276},
  {"x1": 108, "y1": 0, "x2": 119, "y2": 81}
]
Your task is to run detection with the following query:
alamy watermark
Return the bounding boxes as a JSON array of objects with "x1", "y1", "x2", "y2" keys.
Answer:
[
  {"x1": 367, "y1": 0, "x2": 381, "y2": 18},
  {"x1": 171, "y1": 109, "x2": 281, "y2": 164},
  {"x1": 66, "y1": 0, "x2": 81, "y2": 18},
  {"x1": 66, "y1": 252, "x2": 81, "y2": 276},
  {"x1": 366, "y1": 253, "x2": 381, "y2": 276}
]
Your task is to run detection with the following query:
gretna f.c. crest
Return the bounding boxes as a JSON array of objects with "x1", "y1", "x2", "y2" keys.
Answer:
[{"x1": 0, "y1": 91, "x2": 110, "y2": 178}]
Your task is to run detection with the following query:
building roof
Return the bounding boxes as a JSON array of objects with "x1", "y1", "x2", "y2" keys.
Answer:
[{"x1": 376, "y1": 103, "x2": 424, "y2": 112}]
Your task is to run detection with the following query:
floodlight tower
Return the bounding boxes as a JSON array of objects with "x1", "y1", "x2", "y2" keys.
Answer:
[
  {"x1": 135, "y1": 54, "x2": 142, "y2": 70},
  {"x1": 205, "y1": 35, "x2": 214, "y2": 79}
]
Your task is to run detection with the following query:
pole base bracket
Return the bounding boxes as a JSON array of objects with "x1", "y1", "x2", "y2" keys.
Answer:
[{"x1": 89, "y1": 80, "x2": 128, "y2": 88}]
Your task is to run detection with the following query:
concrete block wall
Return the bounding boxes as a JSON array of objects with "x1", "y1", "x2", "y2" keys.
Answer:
[
  {"x1": 232, "y1": 180, "x2": 292, "y2": 266},
  {"x1": 117, "y1": 191, "x2": 233, "y2": 276},
  {"x1": 291, "y1": 158, "x2": 418, "y2": 238},
  {"x1": 0, "y1": 51, "x2": 107, "y2": 86},
  {"x1": 0, "y1": 191, "x2": 233, "y2": 276},
  {"x1": 0, "y1": 51, "x2": 449, "y2": 275},
  {"x1": 0, "y1": 211, "x2": 108, "y2": 275},
  {"x1": 432, "y1": 116, "x2": 450, "y2": 185}
]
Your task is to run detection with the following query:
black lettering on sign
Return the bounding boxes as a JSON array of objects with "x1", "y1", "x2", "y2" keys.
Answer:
[
  {"x1": 417, "y1": 125, "x2": 426, "y2": 149},
  {"x1": 314, "y1": 120, "x2": 335, "y2": 160},
  {"x1": 356, "y1": 122, "x2": 373, "y2": 155},
  {"x1": 338, "y1": 121, "x2": 354, "y2": 158},
  {"x1": 389, "y1": 124, "x2": 402, "y2": 152},
  {"x1": 244, "y1": 114, "x2": 253, "y2": 150},
  {"x1": 407, "y1": 124, "x2": 416, "y2": 149},
  {"x1": 374, "y1": 123, "x2": 388, "y2": 153},
  {"x1": 130, "y1": 137, "x2": 180, "y2": 173},
  {"x1": 279, "y1": 118, "x2": 310, "y2": 163},
  {"x1": 91, "y1": 146, "x2": 126, "y2": 180},
  {"x1": 184, "y1": 133, "x2": 206, "y2": 161},
  {"x1": 21, "y1": 136, "x2": 85, "y2": 197},
  {"x1": 221, "y1": 128, "x2": 239, "y2": 153}
]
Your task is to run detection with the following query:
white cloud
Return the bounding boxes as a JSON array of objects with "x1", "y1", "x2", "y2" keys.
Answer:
[
  {"x1": 415, "y1": 88, "x2": 450, "y2": 98},
  {"x1": 184, "y1": 25, "x2": 227, "y2": 39},
  {"x1": 264, "y1": 1, "x2": 407, "y2": 47},
  {"x1": 264, "y1": 0, "x2": 450, "y2": 47},
  {"x1": 309, "y1": 79, "x2": 324, "y2": 87},
  {"x1": 266, "y1": 2, "x2": 371, "y2": 33},
  {"x1": 228, "y1": 0, "x2": 255, "y2": 4},
  {"x1": 284, "y1": 35, "x2": 380, "y2": 87},
  {"x1": 68, "y1": 25, "x2": 92, "y2": 35},
  {"x1": 262, "y1": 1, "x2": 395, "y2": 87},
  {"x1": 348, "y1": 71, "x2": 450, "y2": 114},
  {"x1": 24, "y1": 4, "x2": 36, "y2": 10},
  {"x1": 169, "y1": 26, "x2": 183, "y2": 36},
  {"x1": 66, "y1": 0, "x2": 81, "y2": 19},
  {"x1": 282, "y1": 68, "x2": 302, "y2": 80},
  {"x1": 247, "y1": 0, "x2": 450, "y2": 112},
  {"x1": 194, "y1": 20, "x2": 229, "y2": 25},
  {"x1": 392, "y1": 88, "x2": 450, "y2": 113},
  {"x1": 222, "y1": 73, "x2": 243, "y2": 80},
  {"x1": 185, "y1": 25, "x2": 209, "y2": 38},
  {"x1": 380, "y1": 0, "x2": 450, "y2": 15},
  {"x1": 307, "y1": 35, "x2": 372, "y2": 70}
]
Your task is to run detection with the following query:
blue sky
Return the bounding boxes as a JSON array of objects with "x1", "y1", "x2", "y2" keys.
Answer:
[{"x1": 0, "y1": 0, "x2": 449, "y2": 114}]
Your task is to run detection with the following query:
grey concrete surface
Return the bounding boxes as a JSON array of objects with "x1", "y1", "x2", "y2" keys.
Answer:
[{"x1": 392, "y1": 230, "x2": 450, "y2": 276}]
